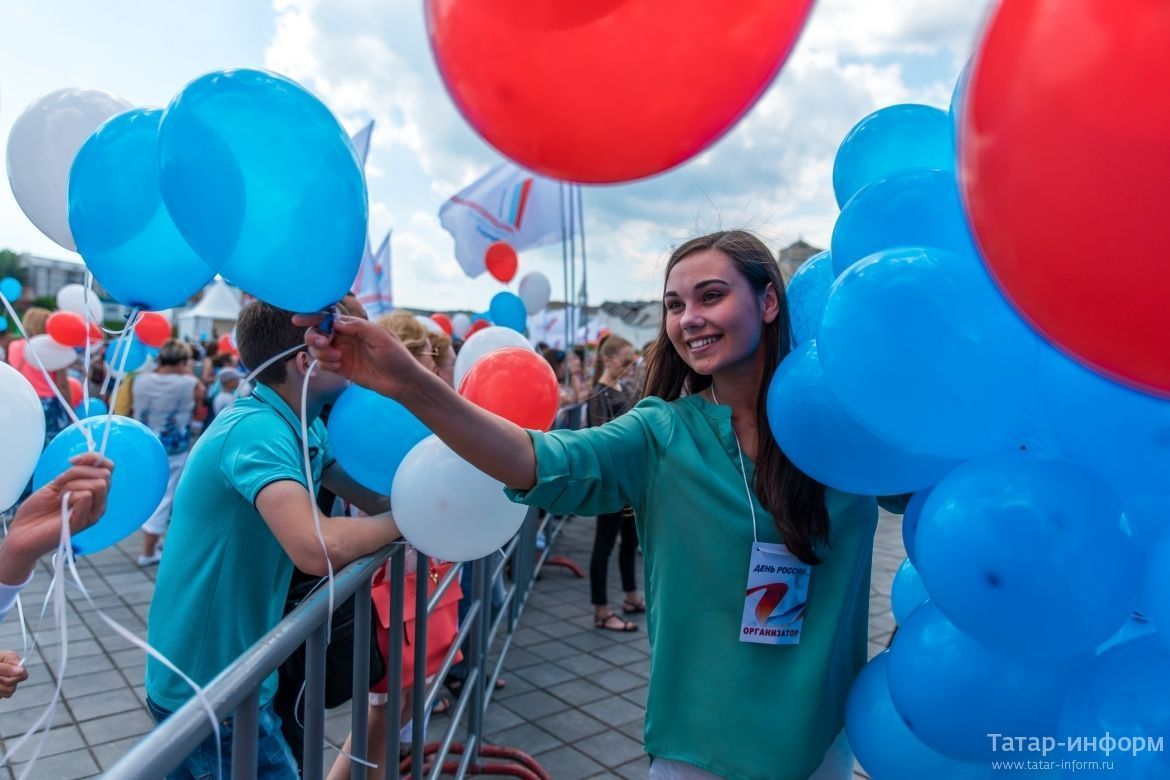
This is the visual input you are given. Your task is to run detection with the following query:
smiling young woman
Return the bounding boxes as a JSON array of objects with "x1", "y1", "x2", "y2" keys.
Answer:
[{"x1": 299, "y1": 230, "x2": 892, "y2": 780}]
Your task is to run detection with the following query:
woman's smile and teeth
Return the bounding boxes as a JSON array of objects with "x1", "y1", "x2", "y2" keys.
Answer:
[{"x1": 686, "y1": 334, "x2": 722, "y2": 355}]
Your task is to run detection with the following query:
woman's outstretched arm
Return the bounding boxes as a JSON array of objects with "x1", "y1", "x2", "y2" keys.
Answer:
[{"x1": 297, "y1": 314, "x2": 537, "y2": 490}]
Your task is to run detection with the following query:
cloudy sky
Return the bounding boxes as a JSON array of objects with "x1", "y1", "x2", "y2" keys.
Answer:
[{"x1": 0, "y1": 0, "x2": 991, "y2": 310}]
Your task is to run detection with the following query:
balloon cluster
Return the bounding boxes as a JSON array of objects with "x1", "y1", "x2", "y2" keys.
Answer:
[{"x1": 772, "y1": 6, "x2": 1170, "y2": 775}]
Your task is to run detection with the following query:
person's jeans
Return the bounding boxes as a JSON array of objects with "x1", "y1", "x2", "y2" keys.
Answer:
[{"x1": 146, "y1": 697, "x2": 298, "y2": 780}]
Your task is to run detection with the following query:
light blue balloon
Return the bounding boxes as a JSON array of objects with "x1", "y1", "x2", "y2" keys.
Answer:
[
  {"x1": 74, "y1": 398, "x2": 109, "y2": 419},
  {"x1": 158, "y1": 69, "x2": 367, "y2": 312},
  {"x1": 917, "y1": 453, "x2": 1141, "y2": 658},
  {"x1": 785, "y1": 251, "x2": 832, "y2": 344},
  {"x1": 0, "y1": 316, "x2": 8, "y2": 332},
  {"x1": 1059, "y1": 638, "x2": 1170, "y2": 779},
  {"x1": 767, "y1": 341, "x2": 959, "y2": 496},
  {"x1": 891, "y1": 558, "x2": 929, "y2": 625},
  {"x1": 830, "y1": 168, "x2": 975, "y2": 276},
  {"x1": 901, "y1": 487, "x2": 931, "y2": 565},
  {"x1": 846, "y1": 653, "x2": 990, "y2": 780},
  {"x1": 105, "y1": 336, "x2": 148, "y2": 374},
  {"x1": 68, "y1": 108, "x2": 215, "y2": 310},
  {"x1": 327, "y1": 385, "x2": 430, "y2": 495},
  {"x1": 489, "y1": 292, "x2": 527, "y2": 333},
  {"x1": 950, "y1": 63, "x2": 970, "y2": 147},
  {"x1": 819, "y1": 246, "x2": 1040, "y2": 460},
  {"x1": 888, "y1": 602, "x2": 1091, "y2": 763},
  {"x1": 1041, "y1": 342, "x2": 1170, "y2": 496},
  {"x1": 33, "y1": 415, "x2": 168, "y2": 555},
  {"x1": 0, "y1": 277, "x2": 20, "y2": 302},
  {"x1": 833, "y1": 104, "x2": 954, "y2": 209}
]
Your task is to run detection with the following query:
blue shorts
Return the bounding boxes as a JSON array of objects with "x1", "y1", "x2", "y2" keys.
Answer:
[{"x1": 146, "y1": 697, "x2": 298, "y2": 780}]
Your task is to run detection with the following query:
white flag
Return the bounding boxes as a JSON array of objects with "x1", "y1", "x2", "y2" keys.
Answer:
[
  {"x1": 527, "y1": 306, "x2": 580, "y2": 349},
  {"x1": 439, "y1": 162, "x2": 564, "y2": 278},
  {"x1": 350, "y1": 120, "x2": 374, "y2": 167},
  {"x1": 352, "y1": 231, "x2": 393, "y2": 317}
]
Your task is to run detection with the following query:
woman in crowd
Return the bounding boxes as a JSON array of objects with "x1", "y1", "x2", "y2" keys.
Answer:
[{"x1": 7, "y1": 306, "x2": 73, "y2": 446}]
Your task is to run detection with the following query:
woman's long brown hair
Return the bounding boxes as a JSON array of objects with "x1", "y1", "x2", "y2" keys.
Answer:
[{"x1": 641, "y1": 230, "x2": 829, "y2": 564}]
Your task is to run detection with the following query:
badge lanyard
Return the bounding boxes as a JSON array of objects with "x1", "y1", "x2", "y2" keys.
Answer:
[{"x1": 710, "y1": 384, "x2": 759, "y2": 543}]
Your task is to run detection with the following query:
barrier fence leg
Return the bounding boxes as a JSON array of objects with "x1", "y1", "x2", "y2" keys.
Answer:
[
  {"x1": 304, "y1": 623, "x2": 328, "y2": 780},
  {"x1": 231, "y1": 688, "x2": 259, "y2": 780},
  {"x1": 468, "y1": 555, "x2": 487, "y2": 769},
  {"x1": 412, "y1": 552, "x2": 429, "y2": 780},
  {"x1": 387, "y1": 546, "x2": 406, "y2": 779},
  {"x1": 350, "y1": 576, "x2": 372, "y2": 780}
]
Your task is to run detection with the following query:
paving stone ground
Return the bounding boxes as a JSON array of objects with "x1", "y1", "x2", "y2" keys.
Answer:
[{"x1": 0, "y1": 511, "x2": 903, "y2": 779}]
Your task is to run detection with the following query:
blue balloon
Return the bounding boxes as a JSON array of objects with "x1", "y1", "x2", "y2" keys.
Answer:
[
  {"x1": 819, "y1": 246, "x2": 1040, "y2": 459},
  {"x1": 888, "y1": 602, "x2": 1091, "y2": 763},
  {"x1": 74, "y1": 398, "x2": 109, "y2": 419},
  {"x1": 767, "y1": 341, "x2": 959, "y2": 495},
  {"x1": 489, "y1": 292, "x2": 527, "y2": 333},
  {"x1": 68, "y1": 108, "x2": 215, "y2": 310},
  {"x1": 917, "y1": 453, "x2": 1141, "y2": 657},
  {"x1": 785, "y1": 251, "x2": 833, "y2": 344},
  {"x1": 158, "y1": 69, "x2": 367, "y2": 313},
  {"x1": 1097, "y1": 612, "x2": 1157, "y2": 655},
  {"x1": 950, "y1": 63, "x2": 970, "y2": 146},
  {"x1": 1144, "y1": 529, "x2": 1170, "y2": 654},
  {"x1": 33, "y1": 415, "x2": 168, "y2": 555},
  {"x1": 830, "y1": 168, "x2": 975, "y2": 276},
  {"x1": 0, "y1": 277, "x2": 20, "y2": 302},
  {"x1": 1041, "y1": 342, "x2": 1170, "y2": 496},
  {"x1": 891, "y1": 558, "x2": 929, "y2": 625},
  {"x1": 0, "y1": 316, "x2": 8, "y2": 332},
  {"x1": 847, "y1": 653, "x2": 990, "y2": 780},
  {"x1": 901, "y1": 487, "x2": 931, "y2": 565},
  {"x1": 1059, "y1": 638, "x2": 1170, "y2": 779},
  {"x1": 832, "y1": 104, "x2": 954, "y2": 209},
  {"x1": 105, "y1": 336, "x2": 149, "y2": 374},
  {"x1": 327, "y1": 385, "x2": 430, "y2": 495}
]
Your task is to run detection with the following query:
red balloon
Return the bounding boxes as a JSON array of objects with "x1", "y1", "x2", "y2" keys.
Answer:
[
  {"x1": 68, "y1": 377, "x2": 83, "y2": 407},
  {"x1": 459, "y1": 347, "x2": 559, "y2": 431},
  {"x1": 426, "y1": 0, "x2": 813, "y2": 183},
  {"x1": 485, "y1": 242, "x2": 518, "y2": 283},
  {"x1": 135, "y1": 312, "x2": 172, "y2": 348},
  {"x1": 45, "y1": 311, "x2": 90, "y2": 348},
  {"x1": 218, "y1": 333, "x2": 237, "y2": 356},
  {"x1": 961, "y1": 0, "x2": 1170, "y2": 394},
  {"x1": 465, "y1": 319, "x2": 492, "y2": 338},
  {"x1": 430, "y1": 313, "x2": 453, "y2": 336}
]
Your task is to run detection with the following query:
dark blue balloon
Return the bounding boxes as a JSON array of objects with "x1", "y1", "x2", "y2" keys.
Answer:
[
  {"x1": 767, "y1": 341, "x2": 958, "y2": 495},
  {"x1": 105, "y1": 336, "x2": 149, "y2": 374},
  {"x1": 1144, "y1": 529, "x2": 1170, "y2": 654},
  {"x1": 489, "y1": 292, "x2": 527, "y2": 333},
  {"x1": 847, "y1": 653, "x2": 990, "y2": 780},
  {"x1": 785, "y1": 251, "x2": 832, "y2": 344},
  {"x1": 901, "y1": 487, "x2": 932, "y2": 565},
  {"x1": 917, "y1": 453, "x2": 1141, "y2": 657},
  {"x1": 158, "y1": 69, "x2": 367, "y2": 313},
  {"x1": 891, "y1": 559, "x2": 929, "y2": 625},
  {"x1": 830, "y1": 168, "x2": 975, "y2": 276},
  {"x1": 74, "y1": 398, "x2": 109, "y2": 419},
  {"x1": 819, "y1": 246, "x2": 1040, "y2": 459},
  {"x1": 33, "y1": 416, "x2": 168, "y2": 555},
  {"x1": 327, "y1": 385, "x2": 430, "y2": 495},
  {"x1": 888, "y1": 602, "x2": 1091, "y2": 763},
  {"x1": 1059, "y1": 637, "x2": 1170, "y2": 779},
  {"x1": 68, "y1": 108, "x2": 215, "y2": 310},
  {"x1": 833, "y1": 104, "x2": 954, "y2": 209}
]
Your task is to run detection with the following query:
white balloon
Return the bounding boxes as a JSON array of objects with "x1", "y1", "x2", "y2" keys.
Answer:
[
  {"x1": 6, "y1": 88, "x2": 132, "y2": 251},
  {"x1": 452, "y1": 313, "x2": 471, "y2": 339},
  {"x1": 57, "y1": 284, "x2": 104, "y2": 322},
  {"x1": 26, "y1": 334, "x2": 78, "y2": 371},
  {"x1": 0, "y1": 363, "x2": 46, "y2": 510},
  {"x1": 518, "y1": 272, "x2": 552, "y2": 315},
  {"x1": 418, "y1": 315, "x2": 444, "y2": 335},
  {"x1": 391, "y1": 435, "x2": 527, "y2": 561},
  {"x1": 453, "y1": 326, "x2": 535, "y2": 390}
]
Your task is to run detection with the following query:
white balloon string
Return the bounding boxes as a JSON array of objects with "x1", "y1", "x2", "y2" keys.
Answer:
[
  {"x1": 81, "y1": 272, "x2": 95, "y2": 413},
  {"x1": 292, "y1": 681, "x2": 378, "y2": 769},
  {"x1": 237, "y1": 343, "x2": 303, "y2": 398},
  {"x1": 0, "y1": 513, "x2": 31, "y2": 665},
  {"x1": 0, "y1": 292, "x2": 91, "y2": 448},
  {"x1": 100, "y1": 308, "x2": 141, "y2": 456},
  {"x1": 300, "y1": 358, "x2": 334, "y2": 646}
]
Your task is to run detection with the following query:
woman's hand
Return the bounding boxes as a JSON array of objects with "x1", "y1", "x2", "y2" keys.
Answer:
[{"x1": 293, "y1": 314, "x2": 427, "y2": 398}]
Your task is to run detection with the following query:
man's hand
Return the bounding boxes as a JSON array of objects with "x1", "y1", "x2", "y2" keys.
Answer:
[
  {"x1": 292, "y1": 313, "x2": 428, "y2": 399},
  {"x1": 0, "y1": 453, "x2": 113, "y2": 585},
  {"x1": 0, "y1": 651, "x2": 28, "y2": 698}
]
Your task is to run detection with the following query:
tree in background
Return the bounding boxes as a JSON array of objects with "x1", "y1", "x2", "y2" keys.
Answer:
[{"x1": 0, "y1": 249, "x2": 24, "y2": 283}]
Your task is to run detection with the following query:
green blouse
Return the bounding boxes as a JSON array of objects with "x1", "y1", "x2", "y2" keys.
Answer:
[{"x1": 506, "y1": 394, "x2": 880, "y2": 780}]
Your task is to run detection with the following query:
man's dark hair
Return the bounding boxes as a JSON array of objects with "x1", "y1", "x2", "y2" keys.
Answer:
[{"x1": 235, "y1": 302, "x2": 305, "y2": 386}]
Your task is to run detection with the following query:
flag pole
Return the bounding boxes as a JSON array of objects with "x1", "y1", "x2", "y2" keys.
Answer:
[
  {"x1": 576, "y1": 185, "x2": 589, "y2": 340},
  {"x1": 559, "y1": 182, "x2": 572, "y2": 368},
  {"x1": 568, "y1": 182, "x2": 578, "y2": 350}
]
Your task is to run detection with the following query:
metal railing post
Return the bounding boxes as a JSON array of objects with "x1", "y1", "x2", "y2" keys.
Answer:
[
  {"x1": 231, "y1": 689, "x2": 259, "y2": 780},
  {"x1": 349, "y1": 577, "x2": 372, "y2": 780},
  {"x1": 303, "y1": 623, "x2": 327, "y2": 780},
  {"x1": 468, "y1": 554, "x2": 487, "y2": 766},
  {"x1": 412, "y1": 552, "x2": 430, "y2": 780},
  {"x1": 386, "y1": 546, "x2": 406, "y2": 777}
]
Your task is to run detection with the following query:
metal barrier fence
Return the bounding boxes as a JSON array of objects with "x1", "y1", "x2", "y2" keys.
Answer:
[{"x1": 104, "y1": 506, "x2": 578, "y2": 780}]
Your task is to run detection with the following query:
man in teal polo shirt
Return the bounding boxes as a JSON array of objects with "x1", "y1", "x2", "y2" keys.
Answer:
[{"x1": 145, "y1": 302, "x2": 401, "y2": 780}]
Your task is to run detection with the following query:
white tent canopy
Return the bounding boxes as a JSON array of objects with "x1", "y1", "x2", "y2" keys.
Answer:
[{"x1": 177, "y1": 278, "x2": 241, "y2": 341}]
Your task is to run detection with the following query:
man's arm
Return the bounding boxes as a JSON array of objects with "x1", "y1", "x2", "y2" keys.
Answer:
[
  {"x1": 321, "y1": 462, "x2": 391, "y2": 516},
  {"x1": 254, "y1": 480, "x2": 399, "y2": 576}
]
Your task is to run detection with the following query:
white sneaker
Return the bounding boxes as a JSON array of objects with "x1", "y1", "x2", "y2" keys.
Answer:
[{"x1": 137, "y1": 551, "x2": 162, "y2": 567}]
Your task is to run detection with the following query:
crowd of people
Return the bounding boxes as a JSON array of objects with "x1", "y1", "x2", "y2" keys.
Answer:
[{"x1": 1, "y1": 230, "x2": 894, "y2": 779}]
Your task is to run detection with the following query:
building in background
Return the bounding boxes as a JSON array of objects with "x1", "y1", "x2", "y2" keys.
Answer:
[{"x1": 778, "y1": 239, "x2": 824, "y2": 280}]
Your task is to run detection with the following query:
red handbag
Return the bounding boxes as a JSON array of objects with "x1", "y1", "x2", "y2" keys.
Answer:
[{"x1": 370, "y1": 560, "x2": 463, "y2": 693}]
